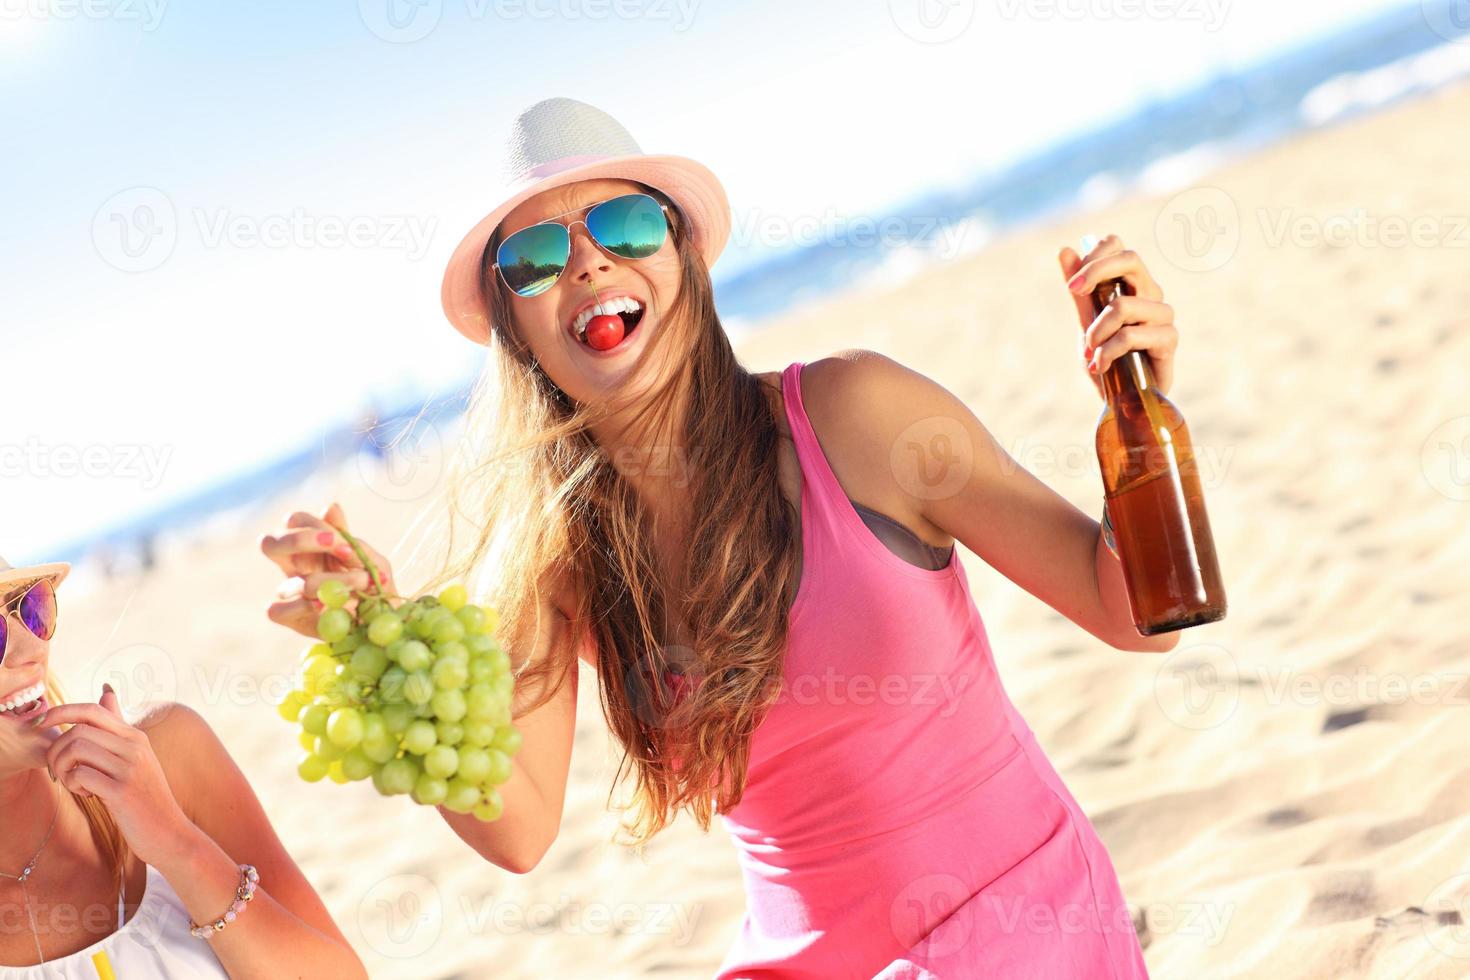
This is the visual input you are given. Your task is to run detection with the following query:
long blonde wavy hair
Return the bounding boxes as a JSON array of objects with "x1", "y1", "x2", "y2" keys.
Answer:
[{"x1": 418, "y1": 180, "x2": 799, "y2": 853}]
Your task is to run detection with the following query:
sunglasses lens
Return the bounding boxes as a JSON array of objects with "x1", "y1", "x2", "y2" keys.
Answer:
[
  {"x1": 587, "y1": 194, "x2": 667, "y2": 259},
  {"x1": 496, "y1": 223, "x2": 570, "y2": 297},
  {"x1": 20, "y1": 580, "x2": 56, "y2": 642}
]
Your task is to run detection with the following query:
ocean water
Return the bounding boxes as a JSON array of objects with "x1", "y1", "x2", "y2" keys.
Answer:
[
  {"x1": 36, "y1": 1, "x2": 1470, "y2": 568},
  {"x1": 712, "y1": 1, "x2": 1470, "y2": 330}
]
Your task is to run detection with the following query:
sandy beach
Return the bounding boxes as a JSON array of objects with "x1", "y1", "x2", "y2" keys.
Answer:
[{"x1": 51, "y1": 78, "x2": 1470, "y2": 978}]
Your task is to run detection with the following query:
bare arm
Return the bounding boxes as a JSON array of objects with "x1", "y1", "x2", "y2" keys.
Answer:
[
  {"x1": 814, "y1": 350, "x2": 1178, "y2": 653},
  {"x1": 147, "y1": 703, "x2": 367, "y2": 979},
  {"x1": 41, "y1": 696, "x2": 368, "y2": 980},
  {"x1": 435, "y1": 589, "x2": 586, "y2": 874}
]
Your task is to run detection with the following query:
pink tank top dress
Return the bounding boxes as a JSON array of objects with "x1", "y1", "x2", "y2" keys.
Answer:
[{"x1": 712, "y1": 360, "x2": 1150, "y2": 979}]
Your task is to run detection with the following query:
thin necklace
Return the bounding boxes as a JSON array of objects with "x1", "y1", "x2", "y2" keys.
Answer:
[{"x1": 0, "y1": 772, "x2": 63, "y2": 968}]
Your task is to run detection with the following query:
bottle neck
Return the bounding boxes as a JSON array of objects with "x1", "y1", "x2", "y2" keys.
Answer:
[
  {"x1": 1102, "y1": 349, "x2": 1158, "y2": 405},
  {"x1": 1090, "y1": 277, "x2": 1158, "y2": 406}
]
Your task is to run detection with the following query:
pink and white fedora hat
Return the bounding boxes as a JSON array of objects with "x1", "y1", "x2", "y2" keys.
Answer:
[
  {"x1": 440, "y1": 96, "x2": 732, "y2": 345},
  {"x1": 0, "y1": 554, "x2": 69, "y2": 594}
]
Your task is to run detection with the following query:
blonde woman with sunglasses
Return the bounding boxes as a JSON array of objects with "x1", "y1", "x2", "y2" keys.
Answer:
[
  {"x1": 0, "y1": 557, "x2": 366, "y2": 978},
  {"x1": 262, "y1": 98, "x2": 1183, "y2": 977}
]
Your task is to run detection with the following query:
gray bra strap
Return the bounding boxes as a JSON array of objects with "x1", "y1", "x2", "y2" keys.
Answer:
[{"x1": 852, "y1": 502, "x2": 954, "y2": 571}]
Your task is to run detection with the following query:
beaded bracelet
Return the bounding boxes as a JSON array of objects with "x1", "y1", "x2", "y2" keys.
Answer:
[
  {"x1": 188, "y1": 864, "x2": 259, "y2": 940},
  {"x1": 1101, "y1": 501, "x2": 1120, "y2": 558}
]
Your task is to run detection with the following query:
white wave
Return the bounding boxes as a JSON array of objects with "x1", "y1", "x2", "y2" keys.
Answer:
[
  {"x1": 1136, "y1": 144, "x2": 1231, "y2": 196},
  {"x1": 867, "y1": 243, "x2": 933, "y2": 291},
  {"x1": 1300, "y1": 40, "x2": 1470, "y2": 128},
  {"x1": 939, "y1": 215, "x2": 994, "y2": 260},
  {"x1": 1076, "y1": 172, "x2": 1126, "y2": 212}
]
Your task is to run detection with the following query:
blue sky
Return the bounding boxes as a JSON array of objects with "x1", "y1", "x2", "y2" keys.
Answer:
[{"x1": 1, "y1": 0, "x2": 1410, "y2": 561}]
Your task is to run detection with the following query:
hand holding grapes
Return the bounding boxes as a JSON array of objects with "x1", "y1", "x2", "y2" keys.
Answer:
[
  {"x1": 261, "y1": 502, "x2": 396, "y2": 638},
  {"x1": 263, "y1": 506, "x2": 520, "y2": 822}
]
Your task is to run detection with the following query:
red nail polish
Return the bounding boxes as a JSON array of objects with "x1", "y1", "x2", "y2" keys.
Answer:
[
  {"x1": 1067, "y1": 274, "x2": 1086, "y2": 293},
  {"x1": 335, "y1": 545, "x2": 354, "y2": 560},
  {"x1": 317, "y1": 531, "x2": 335, "y2": 546},
  {"x1": 1083, "y1": 344, "x2": 1093, "y2": 358}
]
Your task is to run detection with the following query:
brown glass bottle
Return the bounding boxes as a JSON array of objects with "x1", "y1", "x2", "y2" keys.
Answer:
[{"x1": 1091, "y1": 274, "x2": 1226, "y2": 634}]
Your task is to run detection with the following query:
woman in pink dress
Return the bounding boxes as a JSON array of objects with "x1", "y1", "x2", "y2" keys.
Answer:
[{"x1": 263, "y1": 97, "x2": 1183, "y2": 977}]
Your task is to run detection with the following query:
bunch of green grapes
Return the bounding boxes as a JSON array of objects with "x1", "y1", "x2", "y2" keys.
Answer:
[{"x1": 273, "y1": 528, "x2": 520, "y2": 822}]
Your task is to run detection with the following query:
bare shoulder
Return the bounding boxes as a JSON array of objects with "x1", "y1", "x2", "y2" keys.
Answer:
[
  {"x1": 802, "y1": 349, "x2": 931, "y2": 402},
  {"x1": 136, "y1": 702, "x2": 226, "y2": 775},
  {"x1": 134, "y1": 701, "x2": 230, "y2": 807},
  {"x1": 135, "y1": 700, "x2": 214, "y2": 753},
  {"x1": 804, "y1": 349, "x2": 973, "y2": 439},
  {"x1": 797, "y1": 350, "x2": 960, "y2": 545}
]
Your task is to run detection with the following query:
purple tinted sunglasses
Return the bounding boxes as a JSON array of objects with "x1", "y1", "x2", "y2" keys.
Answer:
[{"x1": 1, "y1": 579, "x2": 58, "y2": 665}]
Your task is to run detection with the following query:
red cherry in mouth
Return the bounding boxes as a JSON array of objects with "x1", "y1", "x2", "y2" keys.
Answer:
[{"x1": 584, "y1": 313, "x2": 625, "y2": 351}]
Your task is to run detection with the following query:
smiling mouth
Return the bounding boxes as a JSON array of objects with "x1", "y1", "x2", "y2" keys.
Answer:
[
  {"x1": 570, "y1": 297, "x2": 646, "y2": 347},
  {"x1": 0, "y1": 681, "x2": 48, "y2": 721}
]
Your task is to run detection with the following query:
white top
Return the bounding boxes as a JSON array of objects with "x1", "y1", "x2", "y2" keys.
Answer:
[{"x1": 0, "y1": 864, "x2": 229, "y2": 979}]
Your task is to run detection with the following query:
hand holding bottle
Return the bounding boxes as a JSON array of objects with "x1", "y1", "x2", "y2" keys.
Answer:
[
  {"x1": 1060, "y1": 235, "x2": 1226, "y2": 635},
  {"x1": 1057, "y1": 233, "x2": 1180, "y2": 398}
]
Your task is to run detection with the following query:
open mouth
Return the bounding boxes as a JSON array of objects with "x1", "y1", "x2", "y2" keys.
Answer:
[
  {"x1": 0, "y1": 682, "x2": 48, "y2": 722},
  {"x1": 570, "y1": 296, "x2": 646, "y2": 351}
]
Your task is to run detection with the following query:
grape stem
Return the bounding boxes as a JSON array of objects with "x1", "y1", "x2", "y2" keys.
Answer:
[{"x1": 328, "y1": 522, "x2": 384, "y2": 595}]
